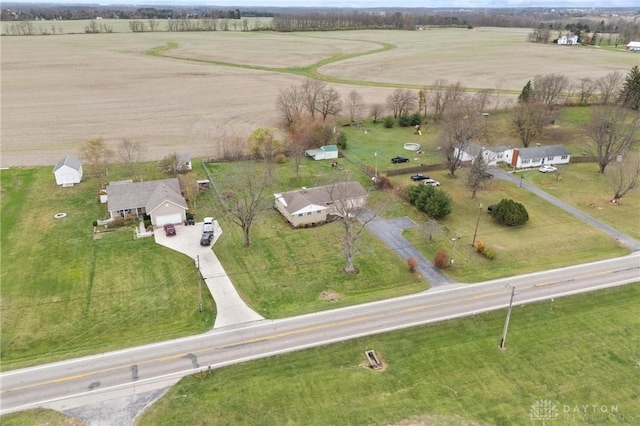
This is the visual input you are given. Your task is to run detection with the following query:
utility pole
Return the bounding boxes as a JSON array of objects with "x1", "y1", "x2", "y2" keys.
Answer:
[
  {"x1": 471, "y1": 203, "x2": 483, "y2": 247},
  {"x1": 450, "y1": 235, "x2": 460, "y2": 265},
  {"x1": 196, "y1": 255, "x2": 202, "y2": 313},
  {"x1": 374, "y1": 151, "x2": 378, "y2": 177},
  {"x1": 499, "y1": 286, "x2": 516, "y2": 350}
]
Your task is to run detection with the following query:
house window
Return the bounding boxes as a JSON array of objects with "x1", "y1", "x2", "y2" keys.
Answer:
[
  {"x1": 532, "y1": 158, "x2": 540, "y2": 163},
  {"x1": 561, "y1": 155, "x2": 568, "y2": 160},
  {"x1": 547, "y1": 156, "x2": 553, "y2": 161},
  {"x1": 307, "y1": 212, "x2": 312, "y2": 216},
  {"x1": 496, "y1": 153, "x2": 503, "y2": 158},
  {"x1": 521, "y1": 159, "x2": 530, "y2": 164}
]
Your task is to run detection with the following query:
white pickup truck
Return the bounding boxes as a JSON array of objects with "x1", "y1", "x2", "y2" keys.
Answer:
[{"x1": 200, "y1": 217, "x2": 214, "y2": 246}]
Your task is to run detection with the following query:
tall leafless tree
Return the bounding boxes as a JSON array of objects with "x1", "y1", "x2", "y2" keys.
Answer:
[
  {"x1": 576, "y1": 78, "x2": 597, "y2": 105},
  {"x1": 369, "y1": 103, "x2": 384, "y2": 123},
  {"x1": 473, "y1": 89, "x2": 495, "y2": 113},
  {"x1": 596, "y1": 71, "x2": 623, "y2": 105},
  {"x1": 583, "y1": 106, "x2": 640, "y2": 174},
  {"x1": 439, "y1": 97, "x2": 487, "y2": 177},
  {"x1": 277, "y1": 85, "x2": 305, "y2": 128},
  {"x1": 301, "y1": 79, "x2": 326, "y2": 118},
  {"x1": 511, "y1": 101, "x2": 555, "y2": 148},
  {"x1": 317, "y1": 87, "x2": 342, "y2": 121},
  {"x1": 532, "y1": 73, "x2": 570, "y2": 109},
  {"x1": 344, "y1": 90, "x2": 364, "y2": 122},
  {"x1": 609, "y1": 156, "x2": 640, "y2": 201},
  {"x1": 386, "y1": 89, "x2": 417, "y2": 119}
]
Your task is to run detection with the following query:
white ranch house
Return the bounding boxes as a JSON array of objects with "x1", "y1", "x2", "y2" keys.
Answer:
[
  {"x1": 53, "y1": 155, "x2": 83, "y2": 187},
  {"x1": 274, "y1": 181, "x2": 367, "y2": 228},
  {"x1": 105, "y1": 178, "x2": 188, "y2": 227},
  {"x1": 504, "y1": 145, "x2": 571, "y2": 169},
  {"x1": 625, "y1": 41, "x2": 640, "y2": 52},
  {"x1": 305, "y1": 145, "x2": 339, "y2": 161},
  {"x1": 455, "y1": 143, "x2": 571, "y2": 169}
]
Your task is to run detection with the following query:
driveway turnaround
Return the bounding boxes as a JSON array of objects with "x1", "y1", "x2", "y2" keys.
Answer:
[{"x1": 154, "y1": 221, "x2": 264, "y2": 328}]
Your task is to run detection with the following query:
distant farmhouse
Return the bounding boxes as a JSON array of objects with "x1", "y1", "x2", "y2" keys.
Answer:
[
  {"x1": 53, "y1": 155, "x2": 83, "y2": 187},
  {"x1": 274, "y1": 182, "x2": 367, "y2": 228},
  {"x1": 626, "y1": 41, "x2": 640, "y2": 52},
  {"x1": 106, "y1": 178, "x2": 188, "y2": 227},
  {"x1": 557, "y1": 34, "x2": 579, "y2": 45}
]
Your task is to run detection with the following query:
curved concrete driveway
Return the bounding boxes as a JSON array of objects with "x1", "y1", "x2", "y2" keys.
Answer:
[{"x1": 154, "y1": 222, "x2": 264, "y2": 328}]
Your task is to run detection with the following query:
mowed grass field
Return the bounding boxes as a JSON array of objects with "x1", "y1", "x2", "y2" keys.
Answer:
[
  {"x1": 2, "y1": 27, "x2": 637, "y2": 168},
  {"x1": 132, "y1": 284, "x2": 640, "y2": 426},
  {"x1": 0, "y1": 167, "x2": 215, "y2": 371}
]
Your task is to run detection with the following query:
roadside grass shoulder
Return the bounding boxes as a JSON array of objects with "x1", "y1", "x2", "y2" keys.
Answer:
[
  {"x1": 0, "y1": 167, "x2": 214, "y2": 371},
  {"x1": 136, "y1": 284, "x2": 640, "y2": 426}
]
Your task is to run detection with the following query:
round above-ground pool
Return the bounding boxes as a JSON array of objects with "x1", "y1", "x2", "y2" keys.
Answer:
[{"x1": 404, "y1": 143, "x2": 421, "y2": 151}]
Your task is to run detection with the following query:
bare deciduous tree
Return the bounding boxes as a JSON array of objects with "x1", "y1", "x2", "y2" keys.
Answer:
[
  {"x1": 577, "y1": 77, "x2": 597, "y2": 105},
  {"x1": 78, "y1": 137, "x2": 114, "y2": 181},
  {"x1": 511, "y1": 101, "x2": 555, "y2": 148},
  {"x1": 439, "y1": 97, "x2": 487, "y2": 177},
  {"x1": 317, "y1": 88, "x2": 342, "y2": 121},
  {"x1": 609, "y1": 157, "x2": 640, "y2": 201},
  {"x1": 431, "y1": 80, "x2": 465, "y2": 121},
  {"x1": 223, "y1": 165, "x2": 271, "y2": 248},
  {"x1": 324, "y1": 180, "x2": 375, "y2": 274},
  {"x1": 596, "y1": 71, "x2": 623, "y2": 106},
  {"x1": 344, "y1": 90, "x2": 364, "y2": 122},
  {"x1": 158, "y1": 152, "x2": 182, "y2": 177},
  {"x1": 177, "y1": 173, "x2": 198, "y2": 209},
  {"x1": 301, "y1": 79, "x2": 326, "y2": 118},
  {"x1": 286, "y1": 119, "x2": 314, "y2": 180},
  {"x1": 369, "y1": 103, "x2": 384, "y2": 123},
  {"x1": 583, "y1": 105, "x2": 640, "y2": 174},
  {"x1": 117, "y1": 138, "x2": 145, "y2": 178},
  {"x1": 277, "y1": 85, "x2": 305, "y2": 127},
  {"x1": 386, "y1": 89, "x2": 417, "y2": 119},
  {"x1": 473, "y1": 89, "x2": 494, "y2": 113},
  {"x1": 533, "y1": 73, "x2": 570, "y2": 109}
]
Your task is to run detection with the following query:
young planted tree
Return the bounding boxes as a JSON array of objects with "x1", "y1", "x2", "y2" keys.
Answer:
[
  {"x1": 117, "y1": 138, "x2": 145, "y2": 179},
  {"x1": 324, "y1": 181, "x2": 375, "y2": 274},
  {"x1": 518, "y1": 80, "x2": 533, "y2": 103},
  {"x1": 583, "y1": 105, "x2": 639, "y2": 174},
  {"x1": 369, "y1": 104, "x2": 384, "y2": 123},
  {"x1": 158, "y1": 152, "x2": 182, "y2": 177},
  {"x1": 248, "y1": 127, "x2": 283, "y2": 181},
  {"x1": 466, "y1": 150, "x2": 489, "y2": 199},
  {"x1": 223, "y1": 165, "x2": 271, "y2": 248},
  {"x1": 78, "y1": 137, "x2": 114, "y2": 181}
]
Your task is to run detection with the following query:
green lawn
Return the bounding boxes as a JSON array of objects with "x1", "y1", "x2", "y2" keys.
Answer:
[
  {"x1": 135, "y1": 284, "x2": 640, "y2": 426},
  {"x1": 0, "y1": 167, "x2": 215, "y2": 371}
]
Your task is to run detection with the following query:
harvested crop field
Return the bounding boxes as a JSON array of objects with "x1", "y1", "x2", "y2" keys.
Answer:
[{"x1": 1, "y1": 27, "x2": 636, "y2": 167}]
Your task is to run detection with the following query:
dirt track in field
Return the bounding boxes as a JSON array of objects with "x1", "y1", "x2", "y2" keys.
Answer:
[{"x1": 1, "y1": 28, "x2": 636, "y2": 167}]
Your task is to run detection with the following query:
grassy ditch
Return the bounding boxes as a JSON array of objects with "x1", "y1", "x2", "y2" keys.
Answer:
[{"x1": 136, "y1": 283, "x2": 640, "y2": 425}]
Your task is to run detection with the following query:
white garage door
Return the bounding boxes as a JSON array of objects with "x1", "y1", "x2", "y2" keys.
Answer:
[{"x1": 156, "y1": 213, "x2": 182, "y2": 226}]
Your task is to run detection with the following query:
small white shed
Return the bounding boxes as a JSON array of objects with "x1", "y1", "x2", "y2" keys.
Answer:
[
  {"x1": 53, "y1": 155, "x2": 83, "y2": 187},
  {"x1": 305, "y1": 145, "x2": 339, "y2": 161}
]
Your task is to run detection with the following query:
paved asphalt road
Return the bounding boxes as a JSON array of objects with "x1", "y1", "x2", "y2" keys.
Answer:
[{"x1": 1, "y1": 252, "x2": 638, "y2": 418}]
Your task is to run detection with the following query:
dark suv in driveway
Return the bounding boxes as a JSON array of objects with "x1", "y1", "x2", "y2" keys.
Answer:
[
  {"x1": 200, "y1": 232, "x2": 213, "y2": 246},
  {"x1": 164, "y1": 224, "x2": 176, "y2": 236},
  {"x1": 391, "y1": 156, "x2": 409, "y2": 164}
]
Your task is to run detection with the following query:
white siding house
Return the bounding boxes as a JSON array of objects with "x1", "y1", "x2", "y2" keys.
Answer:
[
  {"x1": 504, "y1": 144, "x2": 571, "y2": 169},
  {"x1": 305, "y1": 145, "x2": 339, "y2": 161},
  {"x1": 178, "y1": 154, "x2": 192, "y2": 171},
  {"x1": 626, "y1": 41, "x2": 640, "y2": 52},
  {"x1": 274, "y1": 182, "x2": 367, "y2": 228},
  {"x1": 558, "y1": 34, "x2": 579, "y2": 45},
  {"x1": 53, "y1": 155, "x2": 83, "y2": 187},
  {"x1": 454, "y1": 143, "x2": 510, "y2": 167},
  {"x1": 106, "y1": 178, "x2": 188, "y2": 227}
]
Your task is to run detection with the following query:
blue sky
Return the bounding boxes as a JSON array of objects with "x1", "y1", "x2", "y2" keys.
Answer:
[{"x1": 4, "y1": 1, "x2": 637, "y2": 7}]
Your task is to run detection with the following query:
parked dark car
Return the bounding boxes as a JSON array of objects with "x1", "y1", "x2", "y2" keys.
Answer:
[
  {"x1": 200, "y1": 231, "x2": 213, "y2": 246},
  {"x1": 391, "y1": 156, "x2": 409, "y2": 164},
  {"x1": 411, "y1": 174, "x2": 430, "y2": 181},
  {"x1": 164, "y1": 224, "x2": 176, "y2": 236},
  {"x1": 482, "y1": 172, "x2": 494, "y2": 179},
  {"x1": 487, "y1": 204, "x2": 497, "y2": 214}
]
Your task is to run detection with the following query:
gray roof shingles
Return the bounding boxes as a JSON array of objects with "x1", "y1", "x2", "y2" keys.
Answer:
[
  {"x1": 53, "y1": 155, "x2": 82, "y2": 172},
  {"x1": 276, "y1": 182, "x2": 367, "y2": 215},
  {"x1": 107, "y1": 178, "x2": 186, "y2": 212}
]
